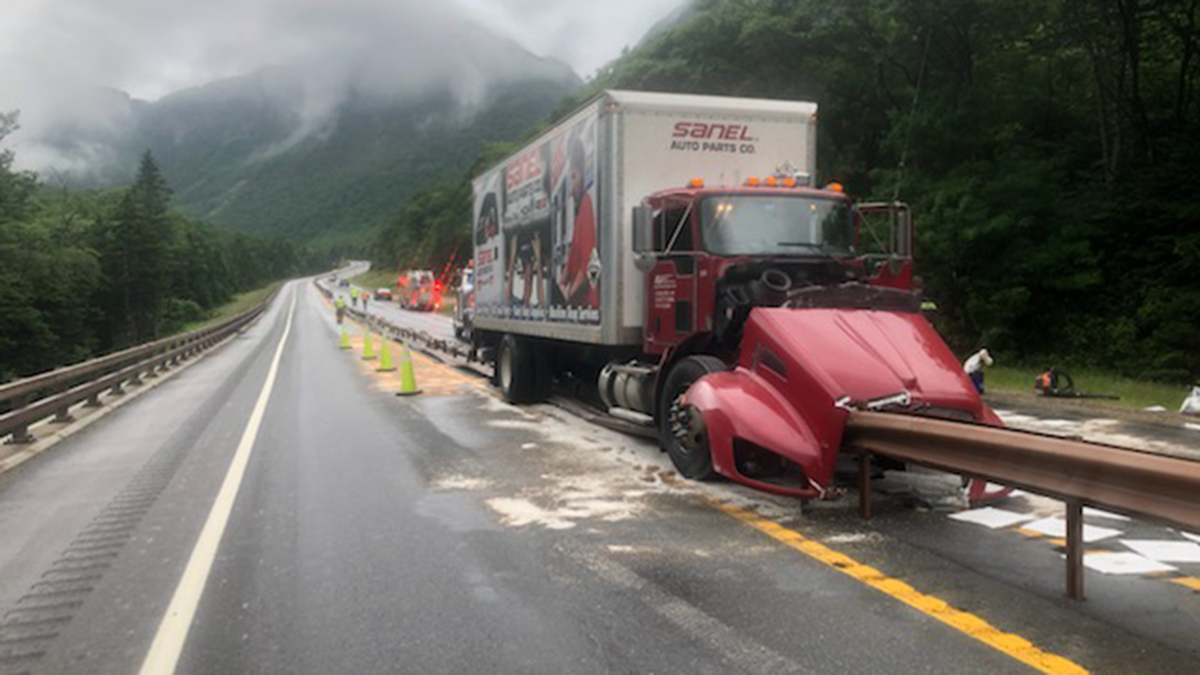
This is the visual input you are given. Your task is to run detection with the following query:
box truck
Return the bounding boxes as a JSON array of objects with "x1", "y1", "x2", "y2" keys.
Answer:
[{"x1": 471, "y1": 90, "x2": 1003, "y2": 500}]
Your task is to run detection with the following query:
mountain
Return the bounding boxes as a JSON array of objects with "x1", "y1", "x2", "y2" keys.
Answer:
[{"x1": 27, "y1": 26, "x2": 580, "y2": 245}]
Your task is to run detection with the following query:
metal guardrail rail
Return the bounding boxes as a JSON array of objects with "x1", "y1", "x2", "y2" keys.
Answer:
[
  {"x1": 844, "y1": 411, "x2": 1200, "y2": 599},
  {"x1": 0, "y1": 290, "x2": 277, "y2": 445}
]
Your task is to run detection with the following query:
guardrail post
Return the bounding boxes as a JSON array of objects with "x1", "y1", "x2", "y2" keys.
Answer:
[
  {"x1": 1065, "y1": 500, "x2": 1085, "y2": 600},
  {"x1": 4, "y1": 425, "x2": 34, "y2": 445},
  {"x1": 84, "y1": 392, "x2": 103, "y2": 408},
  {"x1": 110, "y1": 381, "x2": 126, "y2": 397},
  {"x1": 858, "y1": 452, "x2": 872, "y2": 519},
  {"x1": 53, "y1": 406, "x2": 74, "y2": 423}
]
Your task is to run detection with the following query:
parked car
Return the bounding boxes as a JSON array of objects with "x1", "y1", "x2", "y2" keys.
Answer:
[
  {"x1": 453, "y1": 263, "x2": 475, "y2": 340},
  {"x1": 374, "y1": 287, "x2": 393, "y2": 301}
]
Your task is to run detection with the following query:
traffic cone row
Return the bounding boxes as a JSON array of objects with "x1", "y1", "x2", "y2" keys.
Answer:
[{"x1": 335, "y1": 323, "x2": 418, "y2": 396}]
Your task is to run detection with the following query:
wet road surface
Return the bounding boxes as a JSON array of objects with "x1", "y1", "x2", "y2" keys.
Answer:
[{"x1": 0, "y1": 281, "x2": 1196, "y2": 674}]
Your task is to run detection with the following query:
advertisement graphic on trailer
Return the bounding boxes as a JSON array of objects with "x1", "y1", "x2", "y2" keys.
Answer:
[{"x1": 473, "y1": 110, "x2": 599, "y2": 324}]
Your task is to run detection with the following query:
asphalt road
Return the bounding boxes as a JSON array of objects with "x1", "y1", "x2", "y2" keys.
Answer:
[{"x1": 0, "y1": 280, "x2": 1196, "y2": 674}]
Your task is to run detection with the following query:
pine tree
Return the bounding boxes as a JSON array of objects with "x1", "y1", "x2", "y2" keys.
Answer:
[{"x1": 99, "y1": 151, "x2": 174, "y2": 344}]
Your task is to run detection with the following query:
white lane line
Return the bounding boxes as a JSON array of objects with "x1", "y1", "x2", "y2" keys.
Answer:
[{"x1": 139, "y1": 288, "x2": 297, "y2": 675}]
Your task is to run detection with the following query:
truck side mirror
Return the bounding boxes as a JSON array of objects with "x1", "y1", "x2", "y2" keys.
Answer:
[
  {"x1": 893, "y1": 205, "x2": 912, "y2": 258},
  {"x1": 632, "y1": 206, "x2": 654, "y2": 253}
]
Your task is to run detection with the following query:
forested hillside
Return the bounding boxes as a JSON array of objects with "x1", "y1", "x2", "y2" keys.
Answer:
[
  {"x1": 25, "y1": 42, "x2": 579, "y2": 247},
  {"x1": 377, "y1": 0, "x2": 1200, "y2": 382},
  {"x1": 0, "y1": 112, "x2": 321, "y2": 381}
]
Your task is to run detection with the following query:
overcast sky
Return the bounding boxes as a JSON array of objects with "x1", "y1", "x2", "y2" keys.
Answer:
[{"x1": 0, "y1": 0, "x2": 682, "y2": 103}]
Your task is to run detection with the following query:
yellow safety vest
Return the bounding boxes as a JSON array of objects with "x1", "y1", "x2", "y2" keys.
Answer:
[
  {"x1": 336, "y1": 296, "x2": 345, "y2": 308},
  {"x1": 351, "y1": 287, "x2": 358, "y2": 298}
]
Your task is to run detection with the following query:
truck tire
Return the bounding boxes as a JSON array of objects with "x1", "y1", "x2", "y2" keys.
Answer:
[
  {"x1": 496, "y1": 334, "x2": 547, "y2": 403},
  {"x1": 659, "y1": 355, "x2": 726, "y2": 480}
]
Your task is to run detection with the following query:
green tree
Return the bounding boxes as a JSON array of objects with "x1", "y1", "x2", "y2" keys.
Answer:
[{"x1": 97, "y1": 150, "x2": 175, "y2": 345}]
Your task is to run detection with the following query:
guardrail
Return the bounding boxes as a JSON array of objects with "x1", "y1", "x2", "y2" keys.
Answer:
[
  {"x1": 844, "y1": 411, "x2": 1200, "y2": 600},
  {"x1": 0, "y1": 290, "x2": 277, "y2": 445}
]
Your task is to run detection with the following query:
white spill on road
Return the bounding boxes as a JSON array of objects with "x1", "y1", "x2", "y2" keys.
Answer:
[
  {"x1": 994, "y1": 409, "x2": 1200, "y2": 460},
  {"x1": 455, "y1": 391, "x2": 804, "y2": 531}
]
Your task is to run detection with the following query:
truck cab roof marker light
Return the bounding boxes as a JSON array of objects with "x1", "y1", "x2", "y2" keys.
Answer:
[
  {"x1": 824, "y1": 182, "x2": 844, "y2": 193},
  {"x1": 689, "y1": 178, "x2": 705, "y2": 188},
  {"x1": 764, "y1": 176, "x2": 779, "y2": 186},
  {"x1": 744, "y1": 177, "x2": 761, "y2": 187}
]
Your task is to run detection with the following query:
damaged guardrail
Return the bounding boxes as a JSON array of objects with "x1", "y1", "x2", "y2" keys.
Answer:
[
  {"x1": 0, "y1": 290, "x2": 276, "y2": 445},
  {"x1": 844, "y1": 411, "x2": 1200, "y2": 600}
]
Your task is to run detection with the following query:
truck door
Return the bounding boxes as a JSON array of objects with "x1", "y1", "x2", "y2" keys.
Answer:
[
  {"x1": 855, "y1": 201, "x2": 913, "y2": 290},
  {"x1": 645, "y1": 206, "x2": 699, "y2": 352}
]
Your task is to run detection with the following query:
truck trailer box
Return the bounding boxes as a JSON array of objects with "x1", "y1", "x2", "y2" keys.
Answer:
[{"x1": 471, "y1": 90, "x2": 819, "y2": 346}]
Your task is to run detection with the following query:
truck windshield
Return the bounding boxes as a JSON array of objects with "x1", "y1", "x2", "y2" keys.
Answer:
[{"x1": 700, "y1": 195, "x2": 854, "y2": 256}]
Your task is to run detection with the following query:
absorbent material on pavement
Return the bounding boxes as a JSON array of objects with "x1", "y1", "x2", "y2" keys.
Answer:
[
  {"x1": 1023, "y1": 517, "x2": 1123, "y2": 543},
  {"x1": 1119, "y1": 539, "x2": 1200, "y2": 563},
  {"x1": 1082, "y1": 552, "x2": 1177, "y2": 575},
  {"x1": 948, "y1": 507, "x2": 1036, "y2": 529}
]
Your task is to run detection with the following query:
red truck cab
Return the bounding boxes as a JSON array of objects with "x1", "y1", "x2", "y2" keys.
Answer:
[{"x1": 629, "y1": 179, "x2": 1001, "y2": 499}]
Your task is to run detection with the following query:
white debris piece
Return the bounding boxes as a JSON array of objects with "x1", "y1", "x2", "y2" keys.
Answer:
[
  {"x1": 1121, "y1": 539, "x2": 1200, "y2": 563},
  {"x1": 1083, "y1": 507, "x2": 1131, "y2": 521},
  {"x1": 1143, "y1": 405, "x2": 1168, "y2": 413},
  {"x1": 1083, "y1": 552, "x2": 1176, "y2": 575},
  {"x1": 1182, "y1": 532, "x2": 1200, "y2": 544},
  {"x1": 1023, "y1": 517, "x2": 1123, "y2": 542},
  {"x1": 949, "y1": 507, "x2": 1036, "y2": 529},
  {"x1": 1180, "y1": 386, "x2": 1200, "y2": 416}
]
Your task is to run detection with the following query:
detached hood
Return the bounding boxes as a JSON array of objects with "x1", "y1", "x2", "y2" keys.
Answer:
[{"x1": 748, "y1": 307, "x2": 982, "y2": 414}]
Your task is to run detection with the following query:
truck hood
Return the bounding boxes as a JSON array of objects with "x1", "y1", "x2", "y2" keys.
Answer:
[{"x1": 749, "y1": 308, "x2": 982, "y2": 414}]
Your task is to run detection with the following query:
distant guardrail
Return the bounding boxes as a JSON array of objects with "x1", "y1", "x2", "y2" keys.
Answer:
[{"x1": 0, "y1": 289, "x2": 277, "y2": 445}]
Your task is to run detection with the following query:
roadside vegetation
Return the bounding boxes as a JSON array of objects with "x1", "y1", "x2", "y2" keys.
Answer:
[
  {"x1": 986, "y1": 365, "x2": 1189, "y2": 413},
  {"x1": 180, "y1": 281, "x2": 282, "y2": 333},
  {"x1": 373, "y1": 0, "x2": 1200, "y2": 389},
  {"x1": 0, "y1": 112, "x2": 324, "y2": 382}
]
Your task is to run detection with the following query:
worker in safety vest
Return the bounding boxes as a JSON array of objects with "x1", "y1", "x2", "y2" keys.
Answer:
[
  {"x1": 350, "y1": 286, "x2": 359, "y2": 308},
  {"x1": 962, "y1": 348, "x2": 993, "y2": 394},
  {"x1": 335, "y1": 296, "x2": 346, "y2": 324}
]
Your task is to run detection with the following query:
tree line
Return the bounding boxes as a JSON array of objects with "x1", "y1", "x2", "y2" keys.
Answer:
[
  {"x1": 375, "y1": 0, "x2": 1200, "y2": 383},
  {"x1": 0, "y1": 111, "x2": 324, "y2": 381}
]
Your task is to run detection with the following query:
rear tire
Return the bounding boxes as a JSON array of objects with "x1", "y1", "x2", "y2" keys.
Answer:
[
  {"x1": 496, "y1": 334, "x2": 547, "y2": 403},
  {"x1": 658, "y1": 355, "x2": 726, "y2": 480}
]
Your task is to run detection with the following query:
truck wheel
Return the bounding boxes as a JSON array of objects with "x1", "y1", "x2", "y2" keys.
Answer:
[
  {"x1": 497, "y1": 334, "x2": 542, "y2": 403},
  {"x1": 659, "y1": 355, "x2": 726, "y2": 480}
]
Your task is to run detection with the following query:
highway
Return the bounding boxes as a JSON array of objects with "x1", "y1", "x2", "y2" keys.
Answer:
[{"x1": 0, "y1": 279, "x2": 1197, "y2": 674}]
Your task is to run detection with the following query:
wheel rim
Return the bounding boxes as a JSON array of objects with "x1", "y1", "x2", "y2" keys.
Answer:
[{"x1": 667, "y1": 391, "x2": 696, "y2": 456}]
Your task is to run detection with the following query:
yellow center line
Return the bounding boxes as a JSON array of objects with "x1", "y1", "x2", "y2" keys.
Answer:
[
  {"x1": 714, "y1": 501, "x2": 1088, "y2": 675},
  {"x1": 1171, "y1": 577, "x2": 1200, "y2": 592}
]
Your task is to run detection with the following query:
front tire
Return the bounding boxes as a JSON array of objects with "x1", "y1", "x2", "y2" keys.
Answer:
[{"x1": 658, "y1": 355, "x2": 726, "y2": 480}]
